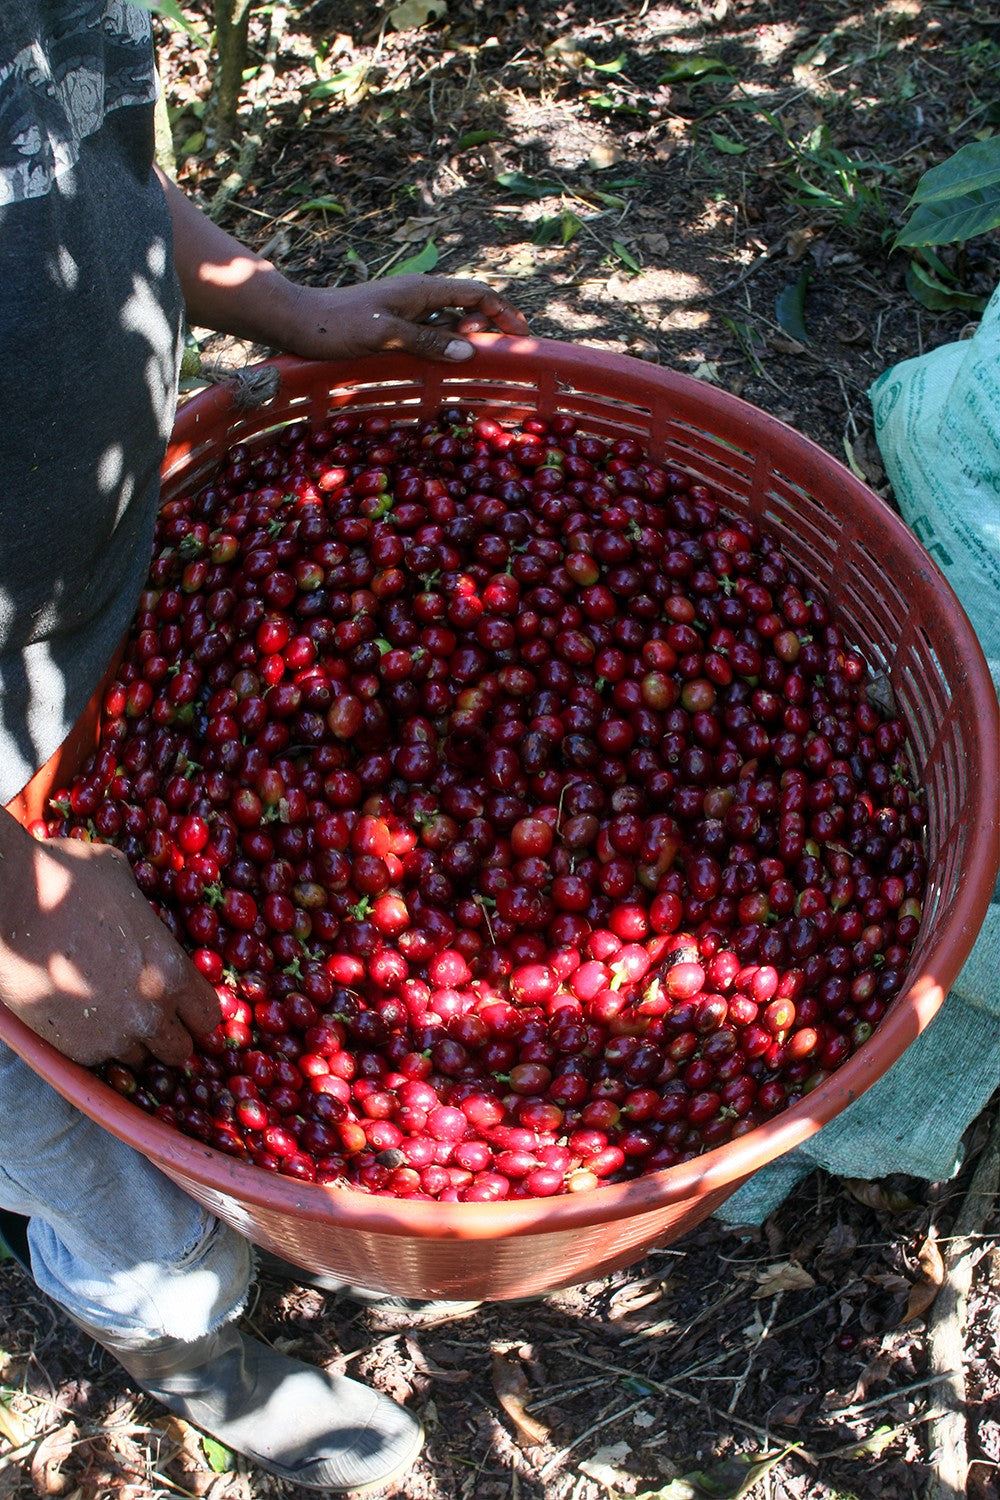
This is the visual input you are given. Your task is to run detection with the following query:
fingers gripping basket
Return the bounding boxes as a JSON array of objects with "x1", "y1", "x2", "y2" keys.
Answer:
[{"x1": 4, "y1": 337, "x2": 998, "y2": 1300}]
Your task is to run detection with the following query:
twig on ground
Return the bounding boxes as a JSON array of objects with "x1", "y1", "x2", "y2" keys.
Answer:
[
  {"x1": 822, "y1": 1372, "x2": 959, "y2": 1420},
  {"x1": 682, "y1": 240, "x2": 789, "y2": 302},
  {"x1": 537, "y1": 1396, "x2": 649, "y2": 1479},
  {"x1": 727, "y1": 1293, "x2": 784, "y2": 1414},
  {"x1": 620, "y1": 1281, "x2": 742, "y2": 1346},
  {"x1": 924, "y1": 1100, "x2": 1000, "y2": 1500}
]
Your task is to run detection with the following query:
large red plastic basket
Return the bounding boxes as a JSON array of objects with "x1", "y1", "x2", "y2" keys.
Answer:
[{"x1": 4, "y1": 337, "x2": 998, "y2": 1300}]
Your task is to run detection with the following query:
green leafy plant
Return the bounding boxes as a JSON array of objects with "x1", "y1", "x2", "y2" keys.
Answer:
[
  {"x1": 893, "y1": 137, "x2": 1000, "y2": 247},
  {"x1": 611, "y1": 240, "x2": 641, "y2": 272},
  {"x1": 633, "y1": 1443, "x2": 802, "y2": 1499},
  {"x1": 494, "y1": 170, "x2": 562, "y2": 199},
  {"x1": 387, "y1": 240, "x2": 439, "y2": 276},
  {"x1": 891, "y1": 136, "x2": 1000, "y2": 312},
  {"x1": 774, "y1": 266, "x2": 812, "y2": 343},
  {"x1": 133, "y1": 0, "x2": 208, "y2": 44},
  {"x1": 200, "y1": 1434, "x2": 235, "y2": 1473},
  {"x1": 778, "y1": 126, "x2": 895, "y2": 236},
  {"x1": 457, "y1": 129, "x2": 506, "y2": 150},
  {"x1": 710, "y1": 130, "x2": 748, "y2": 156},
  {"x1": 904, "y1": 249, "x2": 989, "y2": 313},
  {"x1": 587, "y1": 93, "x2": 649, "y2": 117},
  {"x1": 690, "y1": 95, "x2": 896, "y2": 243},
  {"x1": 308, "y1": 62, "x2": 371, "y2": 101},
  {"x1": 658, "y1": 53, "x2": 731, "y2": 85},
  {"x1": 532, "y1": 210, "x2": 584, "y2": 246}
]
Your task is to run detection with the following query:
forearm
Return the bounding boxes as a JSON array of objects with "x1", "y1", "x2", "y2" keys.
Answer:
[
  {"x1": 156, "y1": 167, "x2": 304, "y2": 347},
  {"x1": 156, "y1": 167, "x2": 529, "y2": 363}
]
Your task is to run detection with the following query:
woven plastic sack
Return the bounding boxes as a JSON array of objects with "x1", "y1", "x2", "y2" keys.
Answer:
[
  {"x1": 870, "y1": 285, "x2": 1000, "y2": 686},
  {"x1": 718, "y1": 298, "x2": 1000, "y2": 1225}
]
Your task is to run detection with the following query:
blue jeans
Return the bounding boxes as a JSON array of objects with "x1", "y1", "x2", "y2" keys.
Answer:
[{"x1": 0, "y1": 1043, "x2": 251, "y2": 1347}]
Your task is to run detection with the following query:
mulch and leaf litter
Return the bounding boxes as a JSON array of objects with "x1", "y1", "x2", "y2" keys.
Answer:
[{"x1": 2, "y1": 2, "x2": 999, "y2": 1498}]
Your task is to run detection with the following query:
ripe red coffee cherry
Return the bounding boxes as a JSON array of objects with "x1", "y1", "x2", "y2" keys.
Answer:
[{"x1": 58, "y1": 406, "x2": 926, "y2": 1200}]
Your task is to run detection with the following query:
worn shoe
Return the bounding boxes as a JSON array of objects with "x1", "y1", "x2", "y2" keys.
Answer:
[
  {"x1": 1, "y1": 1210, "x2": 424, "y2": 1490},
  {"x1": 82, "y1": 1318, "x2": 423, "y2": 1493}
]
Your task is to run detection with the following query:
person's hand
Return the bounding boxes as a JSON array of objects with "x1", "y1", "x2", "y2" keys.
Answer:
[
  {"x1": 157, "y1": 173, "x2": 530, "y2": 361},
  {"x1": 0, "y1": 816, "x2": 220, "y2": 1068},
  {"x1": 273, "y1": 274, "x2": 530, "y2": 363}
]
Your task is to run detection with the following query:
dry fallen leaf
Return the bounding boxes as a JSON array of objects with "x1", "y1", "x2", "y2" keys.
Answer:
[
  {"x1": 391, "y1": 215, "x2": 450, "y2": 243},
  {"x1": 843, "y1": 437, "x2": 868, "y2": 483},
  {"x1": 785, "y1": 227, "x2": 815, "y2": 261},
  {"x1": 150, "y1": 1412, "x2": 213, "y2": 1472},
  {"x1": 402, "y1": 1337, "x2": 471, "y2": 1382},
  {"x1": 589, "y1": 142, "x2": 622, "y2": 169},
  {"x1": 815, "y1": 1221, "x2": 858, "y2": 1280},
  {"x1": 842, "y1": 1351, "x2": 894, "y2": 1406},
  {"x1": 640, "y1": 232, "x2": 671, "y2": 256},
  {"x1": 843, "y1": 427, "x2": 886, "y2": 486},
  {"x1": 842, "y1": 1179, "x2": 916, "y2": 1215},
  {"x1": 0, "y1": 1398, "x2": 31, "y2": 1449},
  {"x1": 769, "y1": 1393, "x2": 814, "y2": 1425},
  {"x1": 579, "y1": 1440, "x2": 636, "y2": 1487},
  {"x1": 30, "y1": 1421, "x2": 78, "y2": 1496},
  {"x1": 902, "y1": 1230, "x2": 946, "y2": 1323},
  {"x1": 608, "y1": 1277, "x2": 667, "y2": 1319},
  {"x1": 753, "y1": 1261, "x2": 817, "y2": 1298},
  {"x1": 155, "y1": 1416, "x2": 235, "y2": 1496},
  {"x1": 544, "y1": 36, "x2": 589, "y2": 70},
  {"x1": 490, "y1": 1351, "x2": 551, "y2": 1448},
  {"x1": 499, "y1": 246, "x2": 541, "y2": 278},
  {"x1": 865, "y1": 673, "x2": 898, "y2": 719},
  {"x1": 837, "y1": 317, "x2": 869, "y2": 344},
  {"x1": 388, "y1": 0, "x2": 447, "y2": 30}
]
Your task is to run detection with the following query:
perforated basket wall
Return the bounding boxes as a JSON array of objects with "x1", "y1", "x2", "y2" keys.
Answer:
[{"x1": 5, "y1": 338, "x2": 997, "y2": 1300}]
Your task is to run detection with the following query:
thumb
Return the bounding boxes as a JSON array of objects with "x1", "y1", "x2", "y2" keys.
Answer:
[{"x1": 439, "y1": 335, "x2": 476, "y2": 362}]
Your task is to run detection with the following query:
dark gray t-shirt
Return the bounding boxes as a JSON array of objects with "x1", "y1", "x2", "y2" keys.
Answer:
[{"x1": 0, "y1": 0, "x2": 183, "y2": 803}]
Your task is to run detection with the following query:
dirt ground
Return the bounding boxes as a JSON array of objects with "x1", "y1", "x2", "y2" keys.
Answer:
[{"x1": 1, "y1": 2, "x2": 998, "y2": 1498}]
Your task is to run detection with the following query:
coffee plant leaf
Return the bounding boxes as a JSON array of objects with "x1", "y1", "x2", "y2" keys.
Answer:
[
  {"x1": 200, "y1": 1435, "x2": 235, "y2": 1473},
  {"x1": 907, "y1": 137, "x2": 1000, "y2": 203},
  {"x1": 710, "y1": 131, "x2": 748, "y2": 155},
  {"x1": 132, "y1": 0, "x2": 207, "y2": 43},
  {"x1": 637, "y1": 1444, "x2": 797, "y2": 1499},
  {"x1": 457, "y1": 129, "x2": 506, "y2": 149},
  {"x1": 774, "y1": 267, "x2": 811, "y2": 344},
  {"x1": 895, "y1": 188, "x2": 1000, "y2": 247},
  {"x1": 894, "y1": 138, "x2": 1000, "y2": 246},
  {"x1": 904, "y1": 259, "x2": 988, "y2": 313},
  {"x1": 658, "y1": 53, "x2": 730, "y2": 83},
  {"x1": 495, "y1": 171, "x2": 561, "y2": 199},
  {"x1": 612, "y1": 240, "x2": 641, "y2": 272},
  {"x1": 387, "y1": 241, "x2": 439, "y2": 276}
]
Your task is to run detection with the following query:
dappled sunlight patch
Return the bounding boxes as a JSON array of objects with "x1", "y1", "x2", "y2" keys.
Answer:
[
  {"x1": 748, "y1": 21, "x2": 805, "y2": 68},
  {"x1": 604, "y1": 265, "x2": 710, "y2": 307},
  {"x1": 877, "y1": 0, "x2": 923, "y2": 20},
  {"x1": 657, "y1": 303, "x2": 714, "y2": 334}
]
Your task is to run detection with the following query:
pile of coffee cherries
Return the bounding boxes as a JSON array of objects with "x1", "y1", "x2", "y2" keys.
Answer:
[{"x1": 42, "y1": 404, "x2": 927, "y2": 1200}]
